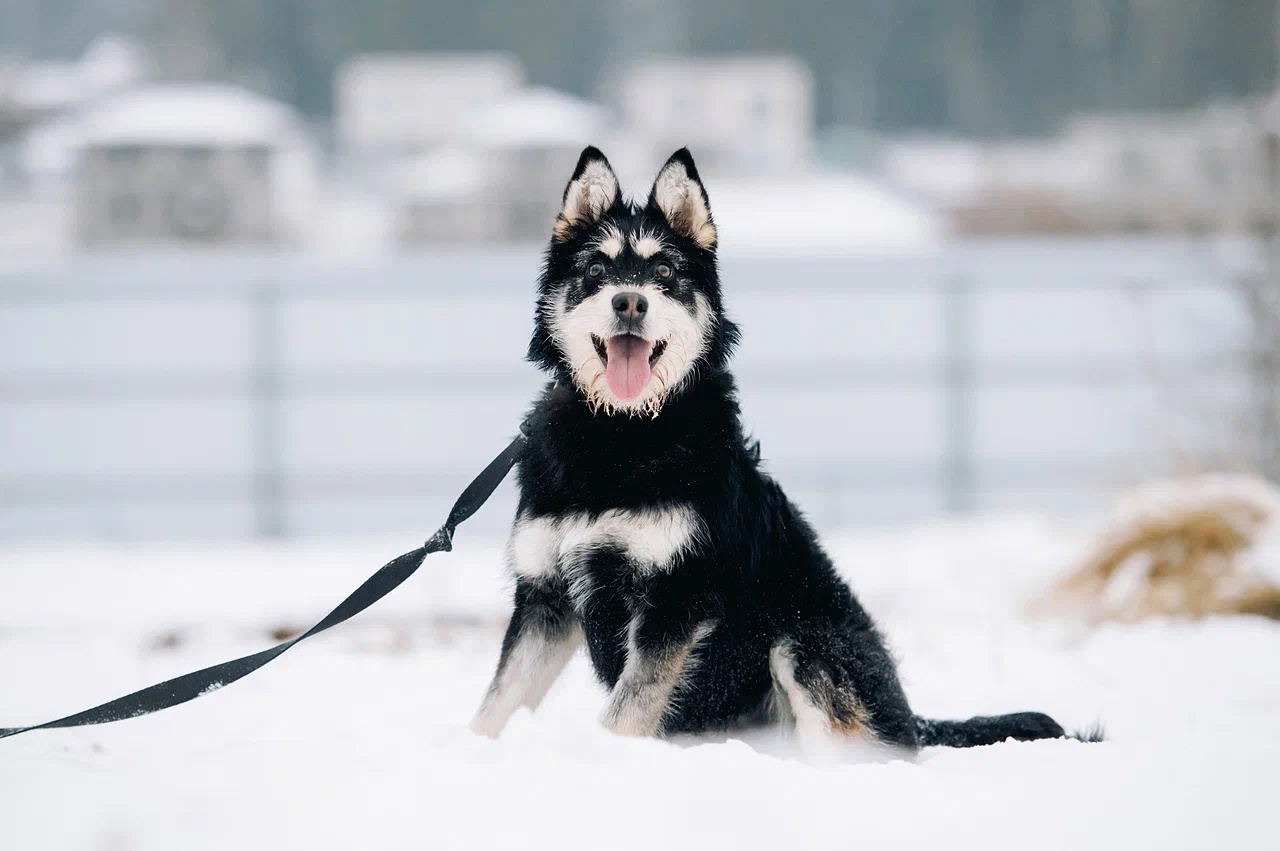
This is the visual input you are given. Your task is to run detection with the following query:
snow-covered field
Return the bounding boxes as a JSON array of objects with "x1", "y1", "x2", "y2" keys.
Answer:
[{"x1": 1, "y1": 515, "x2": 1276, "y2": 850}]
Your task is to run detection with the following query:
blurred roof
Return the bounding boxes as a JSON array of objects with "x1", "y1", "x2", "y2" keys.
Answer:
[
  {"x1": 5, "y1": 33, "x2": 146, "y2": 113},
  {"x1": 397, "y1": 147, "x2": 499, "y2": 201},
  {"x1": 458, "y1": 87, "x2": 608, "y2": 148},
  {"x1": 78, "y1": 84, "x2": 302, "y2": 146},
  {"x1": 711, "y1": 173, "x2": 944, "y2": 255},
  {"x1": 879, "y1": 138, "x2": 985, "y2": 207}
]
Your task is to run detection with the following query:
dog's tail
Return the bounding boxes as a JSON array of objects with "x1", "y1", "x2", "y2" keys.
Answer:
[{"x1": 913, "y1": 712, "x2": 1104, "y2": 748}]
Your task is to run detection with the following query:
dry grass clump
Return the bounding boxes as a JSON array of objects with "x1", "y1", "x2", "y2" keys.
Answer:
[{"x1": 1030, "y1": 474, "x2": 1280, "y2": 623}]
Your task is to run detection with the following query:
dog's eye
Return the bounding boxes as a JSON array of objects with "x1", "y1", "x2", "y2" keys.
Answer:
[
  {"x1": 586, "y1": 262, "x2": 605, "y2": 280},
  {"x1": 654, "y1": 263, "x2": 673, "y2": 281}
]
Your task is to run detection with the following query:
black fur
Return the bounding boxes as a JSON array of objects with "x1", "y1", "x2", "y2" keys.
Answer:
[{"x1": 477, "y1": 147, "x2": 1093, "y2": 755}]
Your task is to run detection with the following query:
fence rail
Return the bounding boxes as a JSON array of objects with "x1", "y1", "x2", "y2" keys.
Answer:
[{"x1": 0, "y1": 243, "x2": 1254, "y2": 540}]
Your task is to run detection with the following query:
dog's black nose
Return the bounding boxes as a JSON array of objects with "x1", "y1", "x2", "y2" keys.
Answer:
[{"x1": 612, "y1": 292, "x2": 648, "y2": 320}]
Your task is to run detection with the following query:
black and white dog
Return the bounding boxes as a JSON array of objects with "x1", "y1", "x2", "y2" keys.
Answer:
[{"x1": 472, "y1": 147, "x2": 1087, "y2": 757}]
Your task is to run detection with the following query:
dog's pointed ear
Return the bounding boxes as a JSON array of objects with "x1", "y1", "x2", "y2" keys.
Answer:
[
  {"x1": 648, "y1": 148, "x2": 717, "y2": 250},
  {"x1": 553, "y1": 146, "x2": 620, "y2": 241}
]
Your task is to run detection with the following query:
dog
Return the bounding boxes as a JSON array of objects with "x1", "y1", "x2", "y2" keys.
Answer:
[{"x1": 471, "y1": 147, "x2": 1093, "y2": 757}]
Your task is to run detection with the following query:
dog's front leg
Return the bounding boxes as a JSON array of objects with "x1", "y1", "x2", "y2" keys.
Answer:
[
  {"x1": 601, "y1": 612, "x2": 716, "y2": 738},
  {"x1": 471, "y1": 577, "x2": 580, "y2": 738}
]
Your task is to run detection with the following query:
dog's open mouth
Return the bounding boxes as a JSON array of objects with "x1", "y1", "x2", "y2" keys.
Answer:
[{"x1": 592, "y1": 334, "x2": 667, "y2": 401}]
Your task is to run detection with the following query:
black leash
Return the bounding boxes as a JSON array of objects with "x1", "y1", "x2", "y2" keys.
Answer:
[{"x1": 0, "y1": 432, "x2": 526, "y2": 741}]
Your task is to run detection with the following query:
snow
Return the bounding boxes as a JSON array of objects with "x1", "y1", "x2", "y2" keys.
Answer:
[
  {"x1": 397, "y1": 146, "x2": 500, "y2": 201},
  {"x1": 9, "y1": 34, "x2": 146, "y2": 113},
  {"x1": 459, "y1": 86, "x2": 609, "y2": 148},
  {"x1": 19, "y1": 112, "x2": 85, "y2": 178},
  {"x1": 0, "y1": 515, "x2": 1276, "y2": 849},
  {"x1": 880, "y1": 137, "x2": 989, "y2": 207},
  {"x1": 77, "y1": 84, "x2": 303, "y2": 147},
  {"x1": 12, "y1": 61, "x2": 89, "y2": 112},
  {"x1": 711, "y1": 174, "x2": 945, "y2": 255}
]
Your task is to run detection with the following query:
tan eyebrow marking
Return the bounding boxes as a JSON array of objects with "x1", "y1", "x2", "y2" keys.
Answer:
[
  {"x1": 595, "y1": 224, "x2": 625, "y2": 258},
  {"x1": 630, "y1": 230, "x2": 665, "y2": 259}
]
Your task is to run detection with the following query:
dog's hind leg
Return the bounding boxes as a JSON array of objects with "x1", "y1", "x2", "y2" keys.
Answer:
[
  {"x1": 471, "y1": 577, "x2": 581, "y2": 738},
  {"x1": 769, "y1": 623, "x2": 920, "y2": 761}
]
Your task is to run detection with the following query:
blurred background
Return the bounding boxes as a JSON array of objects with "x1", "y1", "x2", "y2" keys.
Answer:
[
  {"x1": 2, "y1": 0, "x2": 1280, "y2": 542},
  {"x1": 4, "y1": 9, "x2": 1280, "y2": 846}
]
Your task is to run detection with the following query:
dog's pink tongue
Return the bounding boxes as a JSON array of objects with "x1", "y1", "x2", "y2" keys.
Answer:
[{"x1": 605, "y1": 335, "x2": 654, "y2": 401}]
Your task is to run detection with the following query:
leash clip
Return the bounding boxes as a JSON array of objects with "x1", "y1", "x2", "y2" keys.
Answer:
[{"x1": 426, "y1": 527, "x2": 454, "y2": 553}]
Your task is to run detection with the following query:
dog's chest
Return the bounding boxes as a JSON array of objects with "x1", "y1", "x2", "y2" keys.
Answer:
[{"x1": 508, "y1": 505, "x2": 702, "y2": 607}]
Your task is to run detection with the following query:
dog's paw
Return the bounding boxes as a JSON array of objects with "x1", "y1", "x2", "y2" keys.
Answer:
[
  {"x1": 469, "y1": 712, "x2": 505, "y2": 739},
  {"x1": 600, "y1": 703, "x2": 657, "y2": 738},
  {"x1": 602, "y1": 714, "x2": 653, "y2": 738}
]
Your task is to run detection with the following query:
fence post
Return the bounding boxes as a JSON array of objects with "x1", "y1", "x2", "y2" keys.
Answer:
[
  {"x1": 1256, "y1": 131, "x2": 1280, "y2": 482},
  {"x1": 251, "y1": 282, "x2": 284, "y2": 537},
  {"x1": 943, "y1": 274, "x2": 975, "y2": 514}
]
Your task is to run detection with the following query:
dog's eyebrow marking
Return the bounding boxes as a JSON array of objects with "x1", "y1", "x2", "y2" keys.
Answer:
[
  {"x1": 596, "y1": 224, "x2": 625, "y2": 259},
  {"x1": 630, "y1": 230, "x2": 665, "y2": 259}
]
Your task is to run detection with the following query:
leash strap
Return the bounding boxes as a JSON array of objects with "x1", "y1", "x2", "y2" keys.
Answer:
[{"x1": 0, "y1": 432, "x2": 526, "y2": 741}]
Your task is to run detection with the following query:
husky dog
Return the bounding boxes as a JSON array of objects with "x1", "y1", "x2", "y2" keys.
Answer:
[{"x1": 472, "y1": 147, "x2": 1090, "y2": 756}]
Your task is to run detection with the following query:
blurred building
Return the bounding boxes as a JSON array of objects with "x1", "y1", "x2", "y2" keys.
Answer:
[
  {"x1": 709, "y1": 174, "x2": 943, "y2": 256},
  {"x1": 74, "y1": 84, "x2": 316, "y2": 247},
  {"x1": 883, "y1": 94, "x2": 1280, "y2": 236},
  {"x1": 331, "y1": 51, "x2": 827, "y2": 248},
  {"x1": 0, "y1": 34, "x2": 147, "y2": 195},
  {"x1": 0, "y1": 34, "x2": 146, "y2": 142},
  {"x1": 1061, "y1": 104, "x2": 1275, "y2": 234},
  {"x1": 615, "y1": 56, "x2": 814, "y2": 175},
  {"x1": 395, "y1": 87, "x2": 609, "y2": 246},
  {"x1": 4, "y1": 45, "x2": 839, "y2": 251},
  {"x1": 335, "y1": 53, "x2": 524, "y2": 162}
]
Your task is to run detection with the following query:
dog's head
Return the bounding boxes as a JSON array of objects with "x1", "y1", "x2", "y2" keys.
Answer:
[{"x1": 528, "y1": 147, "x2": 739, "y2": 416}]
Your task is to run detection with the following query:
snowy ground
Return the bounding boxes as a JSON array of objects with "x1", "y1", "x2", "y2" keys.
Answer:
[{"x1": 1, "y1": 515, "x2": 1276, "y2": 850}]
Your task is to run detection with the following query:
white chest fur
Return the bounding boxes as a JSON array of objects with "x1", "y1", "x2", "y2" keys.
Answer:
[{"x1": 509, "y1": 505, "x2": 704, "y2": 581}]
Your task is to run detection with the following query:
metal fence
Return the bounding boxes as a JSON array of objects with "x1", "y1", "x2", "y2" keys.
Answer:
[{"x1": 0, "y1": 241, "x2": 1254, "y2": 541}]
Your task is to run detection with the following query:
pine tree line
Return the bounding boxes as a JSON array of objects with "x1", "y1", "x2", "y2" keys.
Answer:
[{"x1": 2, "y1": 0, "x2": 1276, "y2": 134}]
